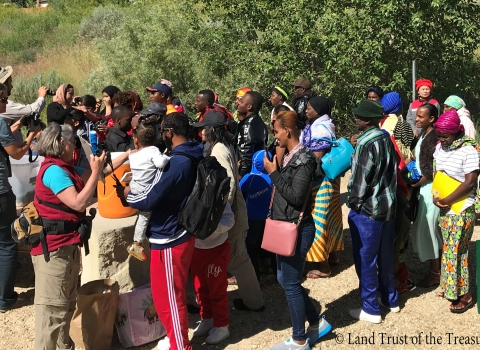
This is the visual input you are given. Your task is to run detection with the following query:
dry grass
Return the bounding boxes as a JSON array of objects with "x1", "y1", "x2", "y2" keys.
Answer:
[{"x1": 12, "y1": 41, "x2": 99, "y2": 95}]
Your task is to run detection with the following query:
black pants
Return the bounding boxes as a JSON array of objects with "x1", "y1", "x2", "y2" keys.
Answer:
[{"x1": 245, "y1": 219, "x2": 276, "y2": 280}]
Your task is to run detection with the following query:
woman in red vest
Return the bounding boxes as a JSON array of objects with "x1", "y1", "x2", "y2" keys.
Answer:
[{"x1": 32, "y1": 123, "x2": 128, "y2": 349}]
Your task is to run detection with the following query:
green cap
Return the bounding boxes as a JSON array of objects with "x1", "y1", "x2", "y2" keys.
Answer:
[{"x1": 352, "y1": 99, "x2": 384, "y2": 119}]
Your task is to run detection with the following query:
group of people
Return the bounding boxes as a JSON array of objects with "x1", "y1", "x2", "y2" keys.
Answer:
[{"x1": 0, "y1": 63, "x2": 478, "y2": 350}]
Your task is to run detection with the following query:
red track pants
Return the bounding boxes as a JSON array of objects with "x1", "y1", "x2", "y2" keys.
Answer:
[
  {"x1": 150, "y1": 236, "x2": 195, "y2": 350},
  {"x1": 190, "y1": 241, "x2": 230, "y2": 327}
]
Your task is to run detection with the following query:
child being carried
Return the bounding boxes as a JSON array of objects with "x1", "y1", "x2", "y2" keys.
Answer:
[{"x1": 126, "y1": 120, "x2": 170, "y2": 261}]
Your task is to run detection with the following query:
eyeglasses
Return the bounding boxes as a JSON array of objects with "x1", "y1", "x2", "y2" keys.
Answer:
[{"x1": 0, "y1": 97, "x2": 7, "y2": 103}]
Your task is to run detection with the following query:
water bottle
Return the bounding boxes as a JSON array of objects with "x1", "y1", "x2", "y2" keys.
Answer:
[{"x1": 89, "y1": 130, "x2": 98, "y2": 154}]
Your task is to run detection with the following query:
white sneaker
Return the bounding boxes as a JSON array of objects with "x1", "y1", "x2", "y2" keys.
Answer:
[
  {"x1": 193, "y1": 318, "x2": 213, "y2": 337},
  {"x1": 378, "y1": 297, "x2": 400, "y2": 313},
  {"x1": 349, "y1": 308, "x2": 382, "y2": 324},
  {"x1": 157, "y1": 336, "x2": 170, "y2": 350},
  {"x1": 206, "y1": 326, "x2": 230, "y2": 344}
]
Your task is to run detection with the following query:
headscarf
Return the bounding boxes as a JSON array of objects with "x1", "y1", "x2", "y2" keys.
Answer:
[
  {"x1": 236, "y1": 87, "x2": 251, "y2": 98},
  {"x1": 415, "y1": 78, "x2": 433, "y2": 91},
  {"x1": 102, "y1": 85, "x2": 121, "y2": 101},
  {"x1": 53, "y1": 84, "x2": 72, "y2": 108},
  {"x1": 309, "y1": 96, "x2": 332, "y2": 116},
  {"x1": 444, "y1": 95, "x2": 466, "y2": 110},
  {"x1": 365, "y1": 85, "x2": 384, "y2": 99},
  {"x1": 433, "y1": 109, "x2": 464, "y2": 135},
  {"x1": 380, "y1": 92, "x2": 402, "y2": 114},
  {"x1": 126, "y1": 90, "x2": 143, "y2": 113}
]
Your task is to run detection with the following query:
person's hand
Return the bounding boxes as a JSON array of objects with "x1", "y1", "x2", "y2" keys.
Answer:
[
  {"x1": 414, "y1": 130, "x2": 419, "y2": 138},
  {"x1": 38, "y1": 86, "x2": 48, "y2": 98},
  {"x1": 97, "y1": 123, "x2": 108, "y2": 134},
  {"x1": 95, "y1": 98, "x2": 102, "y2": 113},
  {"x1": 131, "y1": 115, "x2": 141, "y2": 130},
  {"x1": 73, "y1": 105, "x2": 89, "y2": 113},
  {"x1": 433, "y1": 196, "x2": 449, "y2": 209},
  {"x1": 350, "y1": 133, "x2": 359, "y2": 147},
  {"x1": 10, "y1": 116, "x2": 25, "y2": 133},
  {"x1": 29, "y1": 121, "x2": 42, "y2": 135},
  {"x1": 263, "y1": 152, "x2": 278, "y2": 174},
  {"x1": 90, "y1": 151, "x2": 106, "y2": 174}
]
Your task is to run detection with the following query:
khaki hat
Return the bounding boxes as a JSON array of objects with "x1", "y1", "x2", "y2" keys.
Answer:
[
  {"x1": 290, "y1": 78, "x2": 312, "y2": 89},
  {"x1": 0, "y1": 66, "x2": 13, "y2": 84}
]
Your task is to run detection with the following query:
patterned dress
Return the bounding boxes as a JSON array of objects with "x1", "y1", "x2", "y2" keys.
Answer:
[
  {"x1": 300, "y1": 116, "x2": 344, "y2": 263},
  {"x1": 434, "y1": 136, "x2": 480, "y2": 300}
]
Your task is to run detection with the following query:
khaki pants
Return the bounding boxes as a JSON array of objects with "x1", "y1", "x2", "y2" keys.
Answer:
[
  {"x1": 227, "y1": 229, "x2": 265, "y2": 310},
  {"x1": 32, "y1": 245, "x2": 80, "y2": 350}
]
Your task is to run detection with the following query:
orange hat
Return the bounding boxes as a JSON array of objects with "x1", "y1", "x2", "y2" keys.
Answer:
[
  {"x1": 236, "y1": 87, "x2": 251, "y2": 98},
  {"x1": 415, "y1": 79, "x2": 433, "y2": 91}
]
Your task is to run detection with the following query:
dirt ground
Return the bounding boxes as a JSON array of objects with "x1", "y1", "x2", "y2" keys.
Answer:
[{"x1": 2, "y1": 176, "x2": 480, "y2": 350}]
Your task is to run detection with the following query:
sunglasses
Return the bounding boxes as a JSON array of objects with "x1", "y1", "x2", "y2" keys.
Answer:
[{"x1": 0, "y1": 97, "x2": 7, "y2": 103}]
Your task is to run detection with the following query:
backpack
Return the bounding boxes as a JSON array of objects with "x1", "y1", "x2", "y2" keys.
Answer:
[{"x1": 174, "y1": 152, "x2": 231, "y2": 240}]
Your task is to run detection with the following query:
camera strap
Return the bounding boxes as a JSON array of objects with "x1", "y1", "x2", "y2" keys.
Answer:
[{"x1": 28, "y1": 147, "x2": 39, "y2": 163}]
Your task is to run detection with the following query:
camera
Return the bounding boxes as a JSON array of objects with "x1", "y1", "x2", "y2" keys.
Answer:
[
  {"x1": 22, "y1": 112, "x2": 41, "y2": 127},
  {"x1": 72, "y1": 97, "x2": 81, "y2": 106},
  {"x1": 96, "y1": 149, "x2": 111, "y2": 168},
  {"x1": 46, "y1": 89, "x2": 56, "y2": 96}
]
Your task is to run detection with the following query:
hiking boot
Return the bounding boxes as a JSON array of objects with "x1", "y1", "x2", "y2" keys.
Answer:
[
  {"x1": 206, "y1": 326, "x2": 230, "y2": 344},
  {"x1": 127, "y1": 243, "x2": 147, "y2": 261},
  {"x1": 306, "y1": 316, "x2": 332, "y2": 346},
  {"x1": 193, "y1": 318, "x2": 213, "y2": 337}
]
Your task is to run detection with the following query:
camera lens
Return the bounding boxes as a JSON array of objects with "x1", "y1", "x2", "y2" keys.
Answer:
[{"x1": 46, "y1": 89, "x2": 56, "y2": 96}]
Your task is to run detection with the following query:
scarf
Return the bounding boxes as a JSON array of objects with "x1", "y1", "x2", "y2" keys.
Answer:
[
  {"x1": 444, "y1": 95, "x2": 465, "y2": 110},
  {"x1": 434, "y1": 109, "x2": 464, "y2": 135},
  {"x1": 283, "y1": 143, "x2": 303, "y2": 168},
  {"x1": 53, "y1": 84, "x2": 70, "y2": 108}
]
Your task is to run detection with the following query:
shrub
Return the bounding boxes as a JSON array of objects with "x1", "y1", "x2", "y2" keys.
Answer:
[
  {"x1": 10, "y1": 69, "x2": 64, "y2": 105},
  {"x1": 78, "y1": 5, "x2": 126, "y2": 41}
]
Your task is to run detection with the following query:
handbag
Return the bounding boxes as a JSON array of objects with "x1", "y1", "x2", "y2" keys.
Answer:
[
  {"x1": 316, "y1": 124, "x2": 355, "y2": 181},
  {"x1": 261, "y1": 184, "x2": 311, "y2": 257}
]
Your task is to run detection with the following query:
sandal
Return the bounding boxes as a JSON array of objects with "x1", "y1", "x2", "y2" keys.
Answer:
[
  {"x1": 306, "y1": 270, "x2": 331, "y2": 279},
  {"x1": 396, "y1": 279, "x2": 416, "y2": 294},
  {"x1": 417, "y1": 270, "x2": 440, "y2": 288},
  {"x1": 436, "y1": 289, "x2": 444, "y2": 298},
  {"x1": 450, "y1": 296, "x2": 473, "y2": 314}
]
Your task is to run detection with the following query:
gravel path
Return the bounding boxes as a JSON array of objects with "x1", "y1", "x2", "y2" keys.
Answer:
[{"x1": 2, "y1": 176, "x2": 479, "y2": 350}]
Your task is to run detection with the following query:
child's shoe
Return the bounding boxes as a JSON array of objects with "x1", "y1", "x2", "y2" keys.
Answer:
[
  {"x1": 127, "y1": 243, "x2": 147, "y2": 261},
  {"x1": 206, "y1": 326, "x2": 230, "y2": 344}
]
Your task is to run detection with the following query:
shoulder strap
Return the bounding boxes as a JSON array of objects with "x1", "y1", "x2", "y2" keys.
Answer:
[
  {"x1": 171, "y1": 151, "x2": 198, "y2": 165},
  {"x1": 35, "y1": 195, "x2": 79, "y2": 215},
  {"x1": 318, "y1": 123, "x2": 336, "y2": 140},
  {"x1": 268, "y1": 183, "x2": 312, "y2": 224}
]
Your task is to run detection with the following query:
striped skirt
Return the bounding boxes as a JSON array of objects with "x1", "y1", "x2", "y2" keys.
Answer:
[{"x1": 306, "y1": 176, "x2": 344, "y2": 262}]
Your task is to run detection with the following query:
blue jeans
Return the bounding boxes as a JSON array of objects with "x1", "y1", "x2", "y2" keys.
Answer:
[
  {"x1": 277, "y1": 220, "x2": 319, "y2": 341},
  {"x1": 0, "y1": 191, "x2": 19, "y2": 311},
  {"x1": 348, "y1": 210, "x2": 398, "y2": 315}
]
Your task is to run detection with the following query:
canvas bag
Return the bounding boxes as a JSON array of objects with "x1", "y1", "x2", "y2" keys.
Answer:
[
  {"x1": 261, "y1": 184, "x2": 311, "y2": 257},
  {"x1": 69, "y1": 279, "x2": 119, "y2": 350},
  {"x1": 115, "y1": 284, "x2": 166, "y2": 348}
]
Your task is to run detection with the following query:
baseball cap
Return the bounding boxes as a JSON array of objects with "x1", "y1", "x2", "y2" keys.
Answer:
[
  {"x1": 146, "y1": 82, "x2": 172, "y2": 97},
  {"x1": 140, "y1": 102, "x2": 167, "y2": 116},
  {"x1": 290, "y1": 78, "x2": 312, "y2": 89},
  {"x1": 193, "y1": 111, "x2": 226, "y2": 128},
  {"x1": 0, "y1": 66, "x2": 13, "y2": 84}
]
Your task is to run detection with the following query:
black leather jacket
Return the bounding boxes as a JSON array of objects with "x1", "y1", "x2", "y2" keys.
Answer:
[
  {"x1": 237, "y1": 113, "x2": 267, "y2": 177},
  {"x1": 270, "y1": 146, "x2": 316, "y2": 222}
]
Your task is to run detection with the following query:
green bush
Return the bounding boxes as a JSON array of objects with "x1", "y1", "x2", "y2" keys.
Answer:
[{"x1": 78, "y1": 5, "x2": 125, "y2": 41}]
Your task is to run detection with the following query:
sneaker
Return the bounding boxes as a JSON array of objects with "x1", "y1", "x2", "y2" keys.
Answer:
[
  {"x1": 378, "y1": 297, "x2": 400, "y2": 313},
  {"x1": 157, "y1": 336, "x2": 170, "y2": 350},
  {"x1": 193, "y1": 318, "x2": 213, "y2": 337},
  {"x1": 270, "y1": 337, "x2": 311, "y2": 350},
  {"x1": 206, "y1": 326, "x2": 230, "y2": 345},
  {"x1": 127, "y1": 243, "x2": 147, "y2": 261},
  {"x1": 306, "y1": 316, "x2": 332, "y2": 345},
  {"x1": 349, "y1": 308, "x2": 382, "y2": 324}
]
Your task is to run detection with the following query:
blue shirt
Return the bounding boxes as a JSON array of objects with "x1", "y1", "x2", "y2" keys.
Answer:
[{"x1": 43, "y1": 165, "x2": 84, "y2": 194}]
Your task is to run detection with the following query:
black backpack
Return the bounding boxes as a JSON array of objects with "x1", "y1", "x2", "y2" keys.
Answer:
[{"x1": 174, "y1": 152, "x2": 231, "y2": 240}]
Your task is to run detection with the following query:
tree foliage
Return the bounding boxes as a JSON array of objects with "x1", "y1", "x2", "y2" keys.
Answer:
[{"x1": 187, "y1": 0, "x2": 480, "y2": 134}]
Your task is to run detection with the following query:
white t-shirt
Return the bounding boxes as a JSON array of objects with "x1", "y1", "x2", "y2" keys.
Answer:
[
  {"x1": 195, "y1": 202, "x2": 235, "y2": 249},
  {"x1": 433, "y1": 142, "x2": 480, "y2": 214},
  {"x1": 129, "y1": 146, "x2": 170, "y2": 193}
]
